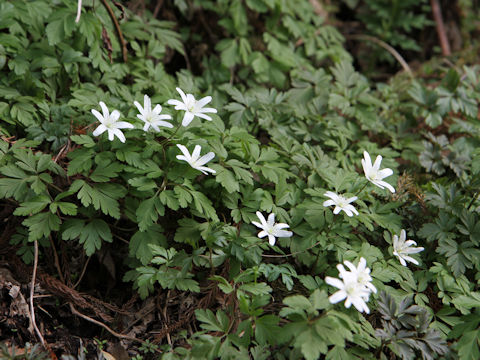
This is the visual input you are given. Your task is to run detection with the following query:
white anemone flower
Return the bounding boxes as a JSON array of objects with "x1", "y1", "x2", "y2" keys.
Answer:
[
  {"x1": 361, "y1": 151, "x2": 395, "y2": 193},
  {"x1": 325, "y1": 271, "x2": 371, "y2": 314},
  {"x1": 167, "y1": 87, "x2": 217, "y2": 127},
  {"x1": 252, "y1": 211, "x2": 293, "y2": 246},
  {"x1": 134, "y1": 95, "x2": 173, "y2": 132},
  {"x1": 176, "y1": 144, "x2": 216, "y2": 175},
  {"x1": 91, "y1": 101, "x2": 134, "y2": 143},
  {"x1": 393, "y1": 229, "x2": 424, "y2": 267},
  {"x1": 323, "y1": 191, "x2": 359, "y2": 217},
  {"x1": 337, "y1": 257, "x2": 377, "y2": 295}
]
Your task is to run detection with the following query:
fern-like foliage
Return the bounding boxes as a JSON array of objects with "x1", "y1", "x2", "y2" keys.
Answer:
[{"x1": 375, "y1": 291, "x2": 448, "y2": 360}]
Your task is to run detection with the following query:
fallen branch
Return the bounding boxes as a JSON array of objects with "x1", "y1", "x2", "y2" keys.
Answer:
[
  {"x1": 346, "y1": 34, "x2": 413, "y2": 77},
  {"x1": 30, "y1": 241, "x2": 48, "y2": 350},
  {"x1": 101, "y1": 0, "x2": 128, "y2": 62},
  {"x1": 69, "y1": 304, "x2": 161, "y2": 353},
  {"x1": 430, "y1": 0, "x2": 451, "y2": 56}
]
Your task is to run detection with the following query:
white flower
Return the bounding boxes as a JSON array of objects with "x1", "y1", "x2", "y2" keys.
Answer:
[
  {"x1": 167, "y1": 87, "x2": 217, "y2": 127},
  {"x1": 323, "y1": 191, "x2": 359, "y2": 217},
  {"x1": 134, "y1": 94, "x2": 173, "y2": 132},
  {"x1": 393, "y1": 229, "x2": 424, "y2": 267},
  {"x1": 91, "y1": 101, "x2": 134, "y2": 143},
  {"x1": 361, "y1": 151, "x2": 395, "y2": 193},
  {"x1": 337, "y1": 257, "x2": 377, "y2": 295},
  {"x1": 176, "y1": 144, "x2": 216, "y2": 175},
  {"x1": 325, "y1": 271, "x2": 371, "y2": 314},
  {"x1": 251, "y1": 211, "x2": 293, "y2": 246}
]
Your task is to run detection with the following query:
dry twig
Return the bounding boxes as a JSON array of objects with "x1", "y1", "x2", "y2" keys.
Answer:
[
  {"x1": 346, "y1": 34, "x2": 413, "y2": 77},
  {"x1": 30, "y1": 240, "x2": 47, "y2": 347},
  {"x1": 430, "y1": 0, "x2": 451, "y2": 56},
  {"x1": 101, "y1": 0, "x2": 128, "y2": 62}
]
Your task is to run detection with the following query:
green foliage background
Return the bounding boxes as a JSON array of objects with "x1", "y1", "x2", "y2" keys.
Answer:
[{"x1": 1, "y1": 0, "x2": 480, "y2": 359}]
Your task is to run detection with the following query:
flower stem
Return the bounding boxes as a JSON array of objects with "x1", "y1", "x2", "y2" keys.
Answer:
[
  {"x1": 467, "y1": 190, "x2": 480, "y2": 210},
  {"x1": 354, "y1": 181, "x2": 369, "y2": 197},
  {"x1": 161, "y1": 123, "x2": 182, "y2": 145}
]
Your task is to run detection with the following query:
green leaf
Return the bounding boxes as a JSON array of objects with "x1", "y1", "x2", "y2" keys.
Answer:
[
  {"x1": 70, "y1": 135, "x2": 96, "y2": 148},
  {"x1": 297, "y1": 328, "x2": 328, "y2": 360},
  {"x1": 128, "y1": 177, "x2": 158, "y2": 191},
  {"x1": 23, "y1": 212, "x2": 61, "y2": 241},
  {"x1": 159, "y1": 190, "x2": 179, "y2": 210},
  {"x1": 213, "y1": 165, "x2": 240, "y2": 193},
  {"x1": 14, "y1": 195, "x2": 51, "y2": 216},
  {"x1": 457, "y1": 329, "x2": 480, "y2": 360},
  {"x1": 90, "y1": 162, "x2": 123, "y2": 182},
  {"x1": 67, "y1": 148, "x2": 94, "y2": 176},
  {"x1": 62, "y1": 219, "x2": 112, "y2": 256},
  {"x1": 45, "y1": 19, "x2": 64, "y2": 45},
  {"x1": 136, "y1": 196, "x2": 164, "y2": 231},
  {"x1": 255, "y1": 315, "x2": 282, "y2": 345},
  {"x1": 71, "y1": 180, "x2": 126, "y2": 219},
  {"x1": 129, "y1": 225, "x2": 167, "y2": 265},
  {"x1": 196, "y1": 309, "x2": 229, "y2": 333},
  {"x1": 54, "y1": 202, "x2": 78, "y2": 216}
]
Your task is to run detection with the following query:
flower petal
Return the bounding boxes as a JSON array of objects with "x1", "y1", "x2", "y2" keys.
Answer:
[
  {"x1": 107, "y1": 129, "x2": 115, "y2": 141},
  {"x1": 196, "y1": 95, "x2": 212, "y2": 108},
  {"x1": 92, "y1": 124, "x2": 107, "y2": 136},
  {"x1": 378, "y1": 168, "x2": 393, "y2": 178},
  {"x1": 167, "y1": 99, "x2": 185, "y2": 109},
  {"x1": 99, "y1": 101, "x2": 109, "y2": 119},
  {"x1": 323, "y1": 200, "x2": 335, "y2": 207},
  {"x1": 373, "y1": 155, "x2": 383, "y2": 171},
  {"x1": 196, "y1": 166, "x2": 216, "y2": 174},
  {"x1": 91, "y1": 109, "x2": 105, "y2": 123},
  {"x1": 257, "y1": 230, "x2": 268, "y2": 238},
  {"x1": 112, "y1": 128, "x2": 126, "y2": 143},
  {"x1": 256, "y1": 211, "x2": 267, "y2": 227},
  {"x1": 115, "y1": 121, "x2": 134, "y2": 129},
  {"x1": 144, "y1": 94, "x2": 151, "y2": 112},
  {"x1": 194, "y1": 112, "x2": 213, "y2": 121},
  {"x1": 110, "y1": 110, "x2": 121, "y2": 122},
  {"x1": 363, "y1": 151, "x2": 372, "y2": 168},
  {"x1": 176, "y1": 87, "x2": 188, "y2": 103},
  {"x1": 324, "y1": 191, "x2": 338, "y2": 200},
  {"x1": 379, "y1": 181, "x2": 395, "y2": 193},
  {"x1": 134, "y1": 100, "x2": 144, "y2": 115},
  {"x1": 192, "y1": 145, "x2": 202, "y2": 161},
  {"x1": 268, "y1": 235, "x2": 276, "y2": 246},
  {"x1": 182, "y1": 112, "x2": 195, "y2": 127},
  {"x1": 267, "y1": 213, "x2": 275, "y2": 226},
  {"x1": 328, "y1": 290, "x2": 347, "y2": 304},
  {"x1": 153, "y1": 120, "x2": 173, "y2": 128},
  {"x1": 251, "y1": 221, "x2": 263, "y2": 229},
  {"x1": 152, "y1": 104, "x2": 162, "y2": 114},
  {"x1": 197, "y1": 152, "x2": 215, "y2": 166},
  {"x1": 325, "y1": 276, "x2": 344, "y2": 289},
  {"x1": 275, "y1": 230, "x2": 292, "y2": 238}
]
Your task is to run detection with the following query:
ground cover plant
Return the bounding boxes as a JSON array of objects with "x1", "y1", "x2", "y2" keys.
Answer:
[{"x1": 1, "y1": 0, "x2": 480, "y2": 359}]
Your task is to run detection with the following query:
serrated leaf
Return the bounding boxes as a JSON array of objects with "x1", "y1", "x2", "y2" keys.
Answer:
[
  {"x1": 136, "y1": 196, "x2": 164, "y2": 231},
  {"x1": 90, "y1": 162, "x2": 123, "y2": 182},
  {"x1": 56, "y1": 202, "x2": 78, "y2": 215},
  {"x1": 23, "y1": 212, "x2": 61, "y2": 241},
  {"x1": 255, "y1": 315, "x2": 281, "y2": 345},
  {"x1": 62, "y1": 218, "x2": 112, "y2": 256},
  {"x1": 14, "y1": 195, "x2": 50, "y2": 216},
  {"x1": 71, "y1": 180, "x2": 126, "y2": 219},
  {"x1": 196, "y1": 309, "x2": 228, "y2": 332},
  {"x1": 128, "y1": 177, "x2": 158, "y2": 191},
  {"x1": 70, "y1": 134, "x2": 96, "y2": 148},
  {"x1": 214, "y1": 166, "x2": 240, "y2": 193},
  {"x1": 129, "y1": 225, "x2": 167, "y2": 265}
]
